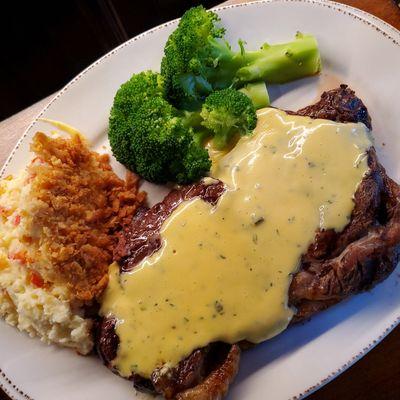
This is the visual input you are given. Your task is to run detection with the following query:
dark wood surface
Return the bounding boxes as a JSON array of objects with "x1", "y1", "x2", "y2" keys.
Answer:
[
  {"x1": 309, "y1": 326, "x2": 400, "y2": 400},
  {"x1": 0, "y1": 0, "x2": 220, "y2": 120},
  {"x1": 1, "y1": 0, "x2": 400, "y2": 399}
]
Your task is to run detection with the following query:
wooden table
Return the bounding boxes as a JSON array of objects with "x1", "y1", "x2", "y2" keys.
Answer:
[{"x1": 0, "y1": 1, "x2": 399, "y2": 399}]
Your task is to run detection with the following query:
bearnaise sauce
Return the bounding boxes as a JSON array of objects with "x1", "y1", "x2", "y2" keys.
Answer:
[{"x1": 101, "y1": 108, "x2": 372, "y2": 378}]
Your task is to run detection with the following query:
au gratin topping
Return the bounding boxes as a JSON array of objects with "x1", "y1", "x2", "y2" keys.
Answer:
[{"x1": 0, "y1": 129, "x2": 146, "y2": 353}]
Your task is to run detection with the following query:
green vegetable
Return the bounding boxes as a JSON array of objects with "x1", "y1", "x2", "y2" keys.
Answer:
[
  {"x1": 109, "y1": 6, "x2": 322, "y2": 184},
  {"x1": 200, "y1": 88, "x2": 257, "y2": 150},
  {"x1": 109, "y1": 71, "x2": 210, "y2": 184},
  {"x1": 161, "y1": 6, "x2": 321, "y2": 110},
  {"x1": 109, "y1": 71, "x2": 165, "y2": 167},
  {"x1": 192, "y1": 129, "x2": 213, "y2": 147},
  {"x1": 179, "y1": 110, "x2": 212, "y2": 146},
  {"x1": 235, "y1": 33, "x2": 322, "y2": 84},
  {"x1": 180, "y1": 110, "x2": 204, "y2": 130},
  {"x1": 239, "y1": 81, "x2": 270, "y2": 109},
  {"x1": 161, "y1": 6, "x2": 237, "y2": 110}
]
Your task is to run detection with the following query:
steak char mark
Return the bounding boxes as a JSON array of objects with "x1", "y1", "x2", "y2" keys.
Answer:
[{"x1": 97, "y1": 85, "x2": 400, "y2": 399}]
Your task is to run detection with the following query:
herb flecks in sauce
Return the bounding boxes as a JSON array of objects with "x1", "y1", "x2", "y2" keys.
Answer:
[{"x1": 101, "y1": 108, "x2": 372, "y2": 378}]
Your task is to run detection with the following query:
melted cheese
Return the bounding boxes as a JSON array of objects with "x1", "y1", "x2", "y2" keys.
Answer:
[{"x1": 101, "y1": 108, "x2": 372, "y2": 378}]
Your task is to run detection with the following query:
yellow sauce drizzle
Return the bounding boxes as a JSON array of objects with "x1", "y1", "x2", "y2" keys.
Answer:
[
  {"x1": 101, "y1": 108, "x2": 372, "y2": 378},
  {"x1": 38, "y1": 118, "x2": 86, "y2": 140}
]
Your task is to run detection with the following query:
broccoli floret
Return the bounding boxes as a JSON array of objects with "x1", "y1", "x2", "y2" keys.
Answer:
[
  {"x1": 112, "y1": 70, "x2": 164, "y2": 114},
  {"x1": 161, "y1": 6, "x2": 241, "y2": 110},
  {"x1": 178, "y1": 110, "x2": 212, "y2": 146},
  {"x1": 161, "y1": 6, "x2": 321, "y2": 110},
  {"x1": 109, "y1": 71, "x2": 165, "y2": 167},
  {"x1": 171, "y1": 141, "x2": 212, "y2": 183},
  {"x1": 131, "y1": 97, "x2": 210, "y2": 183},
  {"x1": 200, "y1": 88, "x2": 257, "y2": 150},
  {"x1": 109, "y1": 72, "x2": 210, "y2": 184}
]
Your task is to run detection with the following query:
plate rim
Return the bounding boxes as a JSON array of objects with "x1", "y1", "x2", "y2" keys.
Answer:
[{"x1": 1, "y1": 1, "x2": 400, "y2": 399}]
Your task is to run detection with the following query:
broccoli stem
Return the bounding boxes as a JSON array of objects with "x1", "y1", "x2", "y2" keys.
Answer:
[
  {"x1": 207, "y1": 38, "x2": 245, "y2": 91},
  {"x1": 180, "y1": 111, "x2": 212, "y2": 146},
  {"x1": 212, "y1": 127, "x2": 232, "y2": 150},
  {"x1": 180, "y1": 110, "x2": 203, "y2": 129},
  {"x1": 239, "y1": 81, "x2": 270, "y2": 109},
  {"x1": 193, "y1": 129, "x2": 212, "y2": 146},
  {"x1": 236, "y1": 33, "x2": 321, "y2": 84}
]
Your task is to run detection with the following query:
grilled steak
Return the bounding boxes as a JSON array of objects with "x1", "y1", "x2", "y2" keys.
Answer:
[
  {"x1": 290, "y1": 146, "x2": 400, "y2": 321},
  {"x1": 287, "y1": 83, "x2": 371, "y2": 129},
  {"x1": 97, "y1": 85, "x2": 400, "y2": 399}
]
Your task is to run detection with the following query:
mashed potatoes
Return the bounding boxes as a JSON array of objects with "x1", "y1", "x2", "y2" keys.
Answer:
[
  {"x1": 0, "y1": 170, "x2": 93, "y2": 354},
  {"x1": 0, "y1": 131, "x2": 146, "y2": 354}
]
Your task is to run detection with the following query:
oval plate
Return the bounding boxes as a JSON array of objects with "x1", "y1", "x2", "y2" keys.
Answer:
[{"x1": 1, "y1": 1, "x2": 400, "y2": 399}]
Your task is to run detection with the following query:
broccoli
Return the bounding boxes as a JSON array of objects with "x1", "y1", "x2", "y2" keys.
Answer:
[
  {"x1": 235, "y1": 32, "x2": 322, "y2": 85},
  {"x1": 161, "y1": 6, "x2": 240, "y2": 110},
  {"x1": 239, "y1": 81, "x2": 270, "y2": 109},
  {"x1": 171, "y1": 141, "x2": 212, "y2": 183},
  {"x1": 200, "y1": 88, "x2": 257, "y2": 150},
  {"x1": 109, "y1": 72, "x2": 210, "y2": 184},
  {"x1": 109, "y1": 71, "x2": 165, "y2": 167},
  {"x1": 178, "y1": 110, "x2": 212, "y2": 146},
  {"x1": 161, "y1": 6, "x2": 321, "y2": 110}
]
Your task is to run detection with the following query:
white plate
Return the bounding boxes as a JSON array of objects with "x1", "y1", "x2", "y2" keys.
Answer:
[{"x1": 1, "y1": 1, "x2": 400, "y2": 399}]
